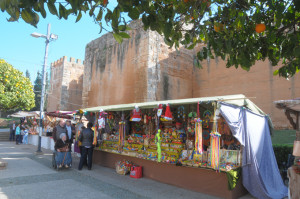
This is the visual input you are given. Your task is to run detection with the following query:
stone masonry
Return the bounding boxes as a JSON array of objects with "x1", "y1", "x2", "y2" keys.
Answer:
[
  {"x1": 82, "y1": 20, "x2": 194, "y2": 108},
  {"x1": 47, "y1": 56, "x2": 84, "y2": 112},
  {"x1": 47, "y1": 20, "x2": 299, "y2": 128}
]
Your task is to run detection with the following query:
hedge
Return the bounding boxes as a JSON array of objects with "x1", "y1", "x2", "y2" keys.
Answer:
[{"x1": 273, "y1": 144, "x2": 293, "y2": 169}]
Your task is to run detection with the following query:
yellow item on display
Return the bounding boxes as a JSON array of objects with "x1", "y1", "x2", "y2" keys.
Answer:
[{"x1": 155, "y1": 130, "x2": 162, "y2": 162}]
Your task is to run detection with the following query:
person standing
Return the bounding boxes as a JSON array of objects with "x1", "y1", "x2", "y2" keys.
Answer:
[
  {"x1": 9, "y1": 121, "x2": 16, "y2": 141},
  {"x1": 78, "y1": 122, "x2": 94, "y2": 170},
  {"x1": 66, "y1": 120, "x2": 75, "y2": 151},
  {"x1": 52, "y1": 120, "x2": 67, "y2": 143},
  {"x1": 15, "y1": 124, "x2": 21, "y2": 145}
]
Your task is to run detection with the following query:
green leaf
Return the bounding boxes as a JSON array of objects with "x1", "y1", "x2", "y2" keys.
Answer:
[
  {"x1": 47, "y1": 1, "x2": 58, "y2": 16},
  {"x1": 75, "y1": 11, "x2": 82, "y2": 22},
  {"x1": 128, "y1": 7, "x2": 139, "y2": 20},
  {"x1": 163, "y1": 21, "x2": 172, "y2": 38},
  {"x1": 96, "y1": 9, "x2": 103, "y2": 21},
  {"x1": 273, "y1": 70, "x2": 279, "y2": 76},
  {"x1": 21, "y1": 9, "x2": 34, "y2": 25},
  {"x1": 119, "y1": 32, "x2": 130, "y2": 38},
  {"x1": 59, "y1": 3, "x2": 68, "y2": 19},
  {"x1": 113, "y1": 33, "x2": 123, "y2": 43}
]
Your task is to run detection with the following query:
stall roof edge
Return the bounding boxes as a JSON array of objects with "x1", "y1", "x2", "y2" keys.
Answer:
[{"x1": 83, "y1": 94, "x2": 265, "y2": 115}]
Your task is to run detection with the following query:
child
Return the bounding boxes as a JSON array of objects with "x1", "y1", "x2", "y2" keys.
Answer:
[{"x1": 23, "y1": 128, "x2": 29, "y2": 144}]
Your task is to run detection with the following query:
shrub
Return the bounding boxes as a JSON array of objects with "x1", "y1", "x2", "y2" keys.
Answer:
[{"x1": 273, "y1": 144, "x2": 293, "y2": 169}]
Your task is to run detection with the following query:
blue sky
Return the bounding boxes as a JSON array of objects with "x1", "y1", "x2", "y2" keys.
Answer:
[{"x1": 0, "y1": 1, "x2": 118, "y2": 82}]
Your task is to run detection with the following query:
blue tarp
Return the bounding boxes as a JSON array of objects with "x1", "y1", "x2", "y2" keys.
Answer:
[{"x1": 219, "y1": 102, "x2": 288, "y2": 199}]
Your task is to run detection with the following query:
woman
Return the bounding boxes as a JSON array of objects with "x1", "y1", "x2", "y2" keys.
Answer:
[
  {"x1": 15, "y1": 124, "x2": 21, "y2": 145},
  {"x1": 55, "y1": 133, "x2": 72, "y2": 168},
  {"x1": 78, "y1": 122, "x2": 94, "y2": 170}
]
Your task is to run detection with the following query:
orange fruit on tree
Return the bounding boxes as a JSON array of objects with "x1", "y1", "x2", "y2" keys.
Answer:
[
  {"x1": 103, "y1": 0, "x2": 108, "y2": 6},
  {"x1": 255, "y1": 24, "x2": 266, "y2": 33},
  {"x1": 214, "y1": 23, "x2": 224, "y2": 32},
  {"x1": 184, "y1": 0, "x2": 189, "y2": 3}
]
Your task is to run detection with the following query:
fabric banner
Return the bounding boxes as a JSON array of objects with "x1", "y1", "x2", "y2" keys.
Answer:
[{"x1": 219, "y1": 102, "x2": 287, "y2": 199}]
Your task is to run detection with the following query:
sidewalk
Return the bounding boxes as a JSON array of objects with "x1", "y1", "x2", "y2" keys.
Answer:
[{"x1": 0, "y1": 142, "x2": 254, "y2": 199}]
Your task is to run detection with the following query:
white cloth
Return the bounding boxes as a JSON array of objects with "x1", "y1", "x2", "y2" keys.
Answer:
[
  {"x1": 66, "y1": 125, "x2": 72, "y2": 140},
  {"x1": 219, "y1": 102, "x2": 287, "y2": 199},
  {"x1": 13, "y1": 124, "x2": 15, "y2": 130}
]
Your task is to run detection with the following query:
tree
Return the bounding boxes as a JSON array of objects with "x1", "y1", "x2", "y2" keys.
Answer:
[
  {"x1": 32, "y1": 71, "x2": 42, "y2": 111},
  {"x1": 25, "y1": 69, "x2": 30, "y2": 80},
  {"x1": 0, "y1": 59, "x2": 35, "y2": 111},
  {"x1": 1, "y1": 0, "x2": 300, "y2": 77}
]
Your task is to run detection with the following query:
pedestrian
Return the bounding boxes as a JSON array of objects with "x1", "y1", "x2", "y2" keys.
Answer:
[
  {"x1": 54, "y1": 133, "x2": 72, "y2": 168},
  {"x1": 78, "y1": 122, "x2": 94, "y2": 170},
  {"x1": 52, "y1": 120, "x2": 67, "y2": 143},
  {"x1": 20, "y1": 123, "x2": 26, "y2": 144},
  {"x1": 15, "y1": 124, "x2": 21, "y2": 145},
  {"x1": 66, "y1": 120, "x2": 75, "y2": 151},
  {"x1": 9, "y1": 121, "x2": 16, "y2": 141},
  {"x1": 23, "y1": 127, "x2": 29, "y2": 144}
]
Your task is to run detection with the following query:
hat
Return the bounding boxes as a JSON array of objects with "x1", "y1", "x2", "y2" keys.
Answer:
[
  {"x1": 164, "y1": 104, "x2": 173, "y2": 121},
  {"x1": 176, "y1": 122, "x2": 182, "y2": 126}
]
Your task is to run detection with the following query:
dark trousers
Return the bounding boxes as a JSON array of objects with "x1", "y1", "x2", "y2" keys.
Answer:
[
  {"x1": 9, "y1": 131, "x2": 15, "y2": 141},
  {"x1": 15, "y1": 135, "x2": 20, "y2": 144},
  {"x1": 78, "y1": 147, "x2": 93, "y2": 170}
]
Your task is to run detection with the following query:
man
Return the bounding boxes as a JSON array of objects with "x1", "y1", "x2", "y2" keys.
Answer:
[
  {"x1": 66, "y1": 120, "x2": 75, "y2": 151},
  {"x1": 9, "y1": 121, "x2": 16, "y2": 141},
  {"x1": 52, "y1": 120, "x2": 67, "y2": 143},
  {"x1": 78, "y1": 122, "x2": 94, "y2": 170}
]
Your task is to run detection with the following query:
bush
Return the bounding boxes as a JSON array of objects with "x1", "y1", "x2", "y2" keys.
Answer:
[{"x1": 273, "y1": 144, "x2": 293, "y2": 169}]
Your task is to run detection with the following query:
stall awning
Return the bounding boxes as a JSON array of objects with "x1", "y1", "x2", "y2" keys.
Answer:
[
  {"x1": 10, "y1": 111, "x2": 40, "y2": 118},
  {"x1": 83, "y1": 94, "x2": 266, "y2": 116},
  {"x1": 274, "y1": 98, "x2": 300, "y2": 112}
]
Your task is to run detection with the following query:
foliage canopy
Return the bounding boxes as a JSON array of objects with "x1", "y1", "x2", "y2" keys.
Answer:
[
  {"x1": 0, "y1": 59, "x2": 35, "y2": 111},
  {"x1": 1, "y1": 0, "x2": 300, "y2": 77}
]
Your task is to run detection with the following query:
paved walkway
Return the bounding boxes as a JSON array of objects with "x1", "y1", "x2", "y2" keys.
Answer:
[{"x1": 0, "y1": 142, "x2": 254, "y2": 199}]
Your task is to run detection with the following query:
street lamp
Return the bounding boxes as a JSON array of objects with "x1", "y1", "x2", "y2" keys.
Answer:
[{"x1": 31, "y1": 23, "x2": 58, "y2": 153}]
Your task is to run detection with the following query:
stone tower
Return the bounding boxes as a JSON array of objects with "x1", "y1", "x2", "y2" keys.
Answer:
[{"x1": 47, "y1": 56, "x2": 84, "y2": 111}]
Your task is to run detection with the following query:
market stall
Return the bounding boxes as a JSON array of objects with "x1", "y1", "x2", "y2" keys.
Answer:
[
  {"x1": 274, "y1": 99, "x2": 300, "y2": 199},
  {"x1": 82, "y1": 94, "x2": 287, "y2": 199}
]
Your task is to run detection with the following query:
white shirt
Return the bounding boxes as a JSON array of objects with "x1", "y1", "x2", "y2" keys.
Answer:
[{"x1": 66, "y1": 125, "x2": 72, "y2": 140}]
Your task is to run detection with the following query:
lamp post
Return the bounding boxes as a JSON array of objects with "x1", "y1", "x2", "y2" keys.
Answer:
[{"x1": 31, "y1": 24, "x2": 58, "y2": 153}]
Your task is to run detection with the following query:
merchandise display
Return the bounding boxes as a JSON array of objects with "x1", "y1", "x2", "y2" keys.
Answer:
[{"x1": 91, "y1": 102, "x2": 242, "y2": 172}]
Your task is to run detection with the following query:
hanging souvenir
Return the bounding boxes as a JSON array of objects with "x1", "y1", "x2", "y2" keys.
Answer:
[
  {"x1": 130, "y1": 105, "x2": 142, "y2": 122},
  {"x1": 203, "y1": 110, "x2": 212, "y2": 129},
  {"x1": 177, "y1": 106, "x2": 185, "y2": 118},
  {"x1": 210, "y1": 103, "x2": 221, "y2": 171},
  {"x1": 195, "y1": 118, "x2": 203, "y2": 154},
  {"x1": 119, "y1": 121, "x2": 126, "y2": 147},
  {"x1": 157, "y1": 104, "x2": 163, "y2": 117},
  {"x1": 210, "y1": 131, "x2": 221, "y2": 171},
  {"x1": 164, "y1": 104, "x2": 173, "y2": 121},
  {"x1": 98, "y1": 109, "x2": 107, "y2": 129},
  {"x1": 155, "y1": 129, "x2": 162, "y2": 162}
]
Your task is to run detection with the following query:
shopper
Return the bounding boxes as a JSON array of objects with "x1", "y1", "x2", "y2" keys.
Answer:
[
  {"x1": 78, "y1": 122, "x2": 94, "y2": 170},
  {"x1": 23, "y1": 127, "x2": 29, "y2": 144},
  {"x1": 52, "y1": 120, "x2": 67, "y2": 143},
  {"x1": 55, "y1": 133, "x2": 72, "y2": 168},
  {"x1": 15, "y1": 124, "x2": 21, "y2": 145},
  {"x1": 66, "y1": 120, "x2": 75, "y2": 151},
  {"x1": 9, "y1": 121, "x2": 16, "y2": 141}
]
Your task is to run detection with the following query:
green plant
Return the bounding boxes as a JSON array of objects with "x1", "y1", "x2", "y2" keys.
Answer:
[
  {"x1": 1, "y1": 0, "x2": 300, "y2": 77},
  {"x1": 273, "y1": 144, "x2": 293, "y2": 169},
  {"x1": 0, "y1": 59, "x2": 35, "y2": 111}
]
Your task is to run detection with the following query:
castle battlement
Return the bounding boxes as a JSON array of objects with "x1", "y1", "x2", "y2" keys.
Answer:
[{"x1": 51, "y1": 56, "x2": 84, "y2": 67}]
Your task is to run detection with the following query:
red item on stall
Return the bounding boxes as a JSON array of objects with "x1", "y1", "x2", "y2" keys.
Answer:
[
  {"x1": 130, "y1": 166, "x2": 143, "y2": 179},
  {"x1": 164, "y1": 104, "x2": 173, "y2": 120}
]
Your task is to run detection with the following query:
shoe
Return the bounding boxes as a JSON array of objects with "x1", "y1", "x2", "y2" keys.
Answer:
[
  {"x1": 65, "y1": 165, "x2": 69, "y2": 168},
  {"x1": 58, "y1": 164, "x2": 62, "y2": 168},
  {"x1": 78, "y1": 168, "x2": 82, "y2": 171}
]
